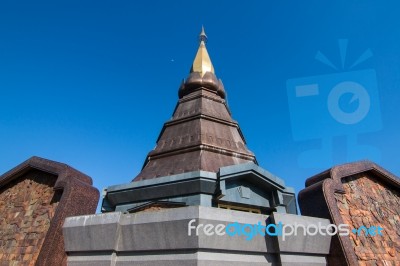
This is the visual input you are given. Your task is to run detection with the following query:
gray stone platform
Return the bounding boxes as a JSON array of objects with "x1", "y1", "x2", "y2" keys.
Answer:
[
  {"x1": 63, "y1": 206, "x2": 331, "y2": 266},
  {"x1": 102, "y1": 163, "x2": 297, "y2": 215}
]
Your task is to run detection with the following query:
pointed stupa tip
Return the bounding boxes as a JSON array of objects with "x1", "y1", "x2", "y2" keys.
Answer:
[
  {"x1": 199, "y1": 25, "x2": 207, "y2": 43},
  {"x1": 191, "y1": 26, "x2": 214, "y2": 76}
]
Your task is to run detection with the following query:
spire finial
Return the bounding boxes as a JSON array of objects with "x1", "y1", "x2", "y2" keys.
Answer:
[
  {"x1": 191, "y1": 26, "x2": 214, "y2": 76},
  {"x1": 199, "y1": 25, "x2": 207, "y2": 43}
]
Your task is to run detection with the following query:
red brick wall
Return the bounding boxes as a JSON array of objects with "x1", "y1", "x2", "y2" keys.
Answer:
[
  {"x1": 334, "y1": 173, "x2": 400, "y2": 265},
  {"x1": 0, "y1": 170, "x2": 60, "y2": 265}
]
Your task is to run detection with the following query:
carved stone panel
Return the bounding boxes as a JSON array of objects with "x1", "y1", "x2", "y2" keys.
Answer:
[{"x1": 298, "y1": 161, "x2": 400, "y2": 266}]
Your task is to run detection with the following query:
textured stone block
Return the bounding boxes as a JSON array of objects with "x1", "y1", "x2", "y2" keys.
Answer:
[
  {"x1": 272, "y1": 212, "x2": 332, "y2": 255},
  {"x1": 63, "y1": 206, "x2": 331, "y2": 265},
  {"x1": 0, "y1": 156, "x2": 100, "y2": 266},
  {"x1": 298, "y1": 160, "x2": 400, "y2": 266}
]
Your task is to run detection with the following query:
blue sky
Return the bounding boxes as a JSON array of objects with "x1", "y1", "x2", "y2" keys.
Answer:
[{"x1": 1, "y1": 1, "x2": 399, "y2": 212}]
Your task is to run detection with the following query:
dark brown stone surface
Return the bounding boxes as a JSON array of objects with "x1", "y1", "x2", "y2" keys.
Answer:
[
  {"x1": 134, "y1": 78, "x2": 257, "y2": 181},
  {"x1": 298, "y1": 161, "x2": 400, "y2": 266},
  {"x1": 0, "y1": 156, "x2": 99, "y2": 266},
  {"x1": 0, "y1": 170, "x2": 59, "y2": 265}
]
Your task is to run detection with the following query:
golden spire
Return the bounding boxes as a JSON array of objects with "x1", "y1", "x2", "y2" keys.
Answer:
[{"x1": 190, "y1": 26, "x2": 215, "y2": 77}]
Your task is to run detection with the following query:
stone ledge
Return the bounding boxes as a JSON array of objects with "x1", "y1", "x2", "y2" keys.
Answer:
[{"x1": 63, "y1": 206, "x2": 331, "y2": 265}]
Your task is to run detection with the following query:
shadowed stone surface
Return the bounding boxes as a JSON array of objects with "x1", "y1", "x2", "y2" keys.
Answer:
[{"x1": 0, "y1": 156, "x2": 100, "y2": 266}]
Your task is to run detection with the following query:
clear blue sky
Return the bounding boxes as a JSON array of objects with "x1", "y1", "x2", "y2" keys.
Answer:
[{"x1": 1, "y1": 1, "x2": 399, "y2": 212}]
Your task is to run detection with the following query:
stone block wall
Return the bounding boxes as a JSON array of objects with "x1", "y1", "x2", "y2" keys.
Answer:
[
  {"x1": 63, "y1": 206, "x2": 332, "y2": 266},
  {"x1": 0, "y1": 156, "x2": 100, "y2": 266},
  {"x1": 334, "y1": 173, "x2": 399, "y2": 264},
  {"x1": 298, "y1": 161, "x2": 400, "y2": 266},
  {"x1": 0, "y1": 170, "x2": 60, "y2": 265}
]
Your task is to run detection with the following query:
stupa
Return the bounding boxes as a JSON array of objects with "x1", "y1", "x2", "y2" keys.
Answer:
[{"x1": 101, "y1": 27, "x2": 297, "y2": 215}]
